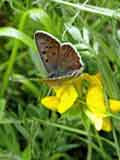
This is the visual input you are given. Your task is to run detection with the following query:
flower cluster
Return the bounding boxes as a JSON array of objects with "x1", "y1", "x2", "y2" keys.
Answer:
[{"x1": 41, "y1": 73, "x2": 120, "y2": 132}]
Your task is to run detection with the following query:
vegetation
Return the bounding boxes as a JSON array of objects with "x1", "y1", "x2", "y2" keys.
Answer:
[{"x1": 1, "y1": 0, "x2": 120, "y2": 159}]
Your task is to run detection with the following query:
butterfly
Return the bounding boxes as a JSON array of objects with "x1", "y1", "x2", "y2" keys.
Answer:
[{"x1": 35, "y1": 31, "x2": 84, "y2": 85}]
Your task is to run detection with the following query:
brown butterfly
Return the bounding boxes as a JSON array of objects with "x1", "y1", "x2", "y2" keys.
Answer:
[{"x1": 35, "y1": 31, "x2": 84, "y2": 85}]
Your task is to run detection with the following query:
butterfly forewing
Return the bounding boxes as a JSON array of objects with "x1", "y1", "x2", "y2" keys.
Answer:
[{"x1": 35, "y1": 31, "x2": 60, "y2": 74}]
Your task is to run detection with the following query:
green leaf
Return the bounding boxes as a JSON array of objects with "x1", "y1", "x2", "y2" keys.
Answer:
[
  {"x1": 22, "y1": 145, "x2": 31, "y2": 160},
  {"x1": 67, "y1": 25, "x2": 82, "y2": 42},
  {"x1": 0, "y1": 27, "x2": 35, "y2": 50},
  {"x1": 28, "y1": 8, "x2": 52, "y2": 31}
]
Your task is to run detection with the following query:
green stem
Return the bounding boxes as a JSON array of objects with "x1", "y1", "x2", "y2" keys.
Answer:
[{"x1": 87, "y1": 131, "x2": 92, "y2": 160}]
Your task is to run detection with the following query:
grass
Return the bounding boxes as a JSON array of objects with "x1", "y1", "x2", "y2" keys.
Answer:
[{"x1": 1, "y1": 0, "x2": 120, "y2": 159}]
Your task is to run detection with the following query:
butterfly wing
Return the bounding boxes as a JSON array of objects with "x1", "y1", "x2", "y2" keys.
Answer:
[
  {"x1": 35, "y1": 31, "x2": 60, "y2": 75},
  {"x1": 58, "y1": 43, "x2": 83, "y2": 76},
  {"x1": 42, "y1": 43, "x2": 84, "y2": 86}
]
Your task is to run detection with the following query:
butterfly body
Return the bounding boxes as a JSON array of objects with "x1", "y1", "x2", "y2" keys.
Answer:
[{"x1": 35, "y1": 31, "x2": 84, "y2": 85}]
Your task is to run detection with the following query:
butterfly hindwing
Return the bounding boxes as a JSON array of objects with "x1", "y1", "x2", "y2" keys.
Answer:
[{"x1": 59, "y1": 43, "x2": 82, "y2": 74}]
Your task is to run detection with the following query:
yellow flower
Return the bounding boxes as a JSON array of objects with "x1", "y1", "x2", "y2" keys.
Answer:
[
  {"x1": 41, "y1": 73, "x2": 120, "y2": 132},
  {"x1": 84, "y1": 74, "x2": 120, "y2": 132},
  {"x1": 86, "y1": 110, "x2": 112, "y2": 132},
  {"x1": 41, "y1": 84, "x2": 78, "y2": 114},
  {"x1": 87, "y1": 86, "x2": 106, "y2": 116}
]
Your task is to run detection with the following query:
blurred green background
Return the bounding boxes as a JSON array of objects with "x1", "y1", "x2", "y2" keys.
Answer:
[{"x1": 1, "y1": 0, "x2": 120, "y2": 159}]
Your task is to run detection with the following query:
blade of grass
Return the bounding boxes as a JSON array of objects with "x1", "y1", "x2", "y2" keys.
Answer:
[
  {"x1": 0, "y1": 118, "x2": 115, "y2": 148},
  {"x1": 51, "y1": 0, "x2": 120, "y2": 19},
  {"x1": 0, "y1": 27, "x2": 35, "y2": 50}
]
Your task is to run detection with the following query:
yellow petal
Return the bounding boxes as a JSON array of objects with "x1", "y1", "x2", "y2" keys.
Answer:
[
  {"x1": 94, "y1": 117, "x2": 112, "y2": 132},
  {"x1": 86, "y1": 86, "x2": 106, "y2": 116},
  {"x1": 41, "y1": 96, "x2": 60, "y2": 111},
  {"x1": 57, "y1": 85, "x2": 78, "y2": 113},
  {"x1": 85, "y1": 110, "x2": 103, "y2": 131},
  {"x1": 85, "y1": 110, "x2": 112, "y2": 131},
  {"x1": 53, "y1": 85, "x2": 68, "y2": 98},
  {"x1": 110, "y1": 99, "x2": 120, "y2": 113},
  {"x1": 102, "y1": 118, "x2": 112, "y2": 132},
  {"x1": 94, "y1": 117, "x2": 103, "y2": 131},
  {"x1": 73, "y1": 73, "x2": 102, "y2": 95},
  {"x1": 42, "y1": 84, "x2": 78, "y2": 114},
  {"x1": 89, "y1": 73, "x2": 102, "y2": 87}
]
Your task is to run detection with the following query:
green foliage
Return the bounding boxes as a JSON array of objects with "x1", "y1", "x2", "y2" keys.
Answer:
[{"x1": 1, "y1": 0, "x2": 120, "y2": 160}]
